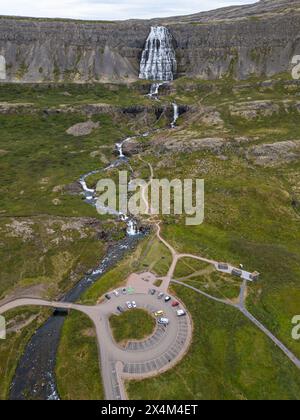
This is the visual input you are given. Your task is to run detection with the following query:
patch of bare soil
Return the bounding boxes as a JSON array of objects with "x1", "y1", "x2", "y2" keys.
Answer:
[
  {"x1": 82, "y1": 328, "x2": 96, "y2": 338},
  {"x1": 7, "y1": 314, "x2": 39, "y2": 334},
  {"x1": 0, "y1": 284, "x2": 48, "y2": 306}
]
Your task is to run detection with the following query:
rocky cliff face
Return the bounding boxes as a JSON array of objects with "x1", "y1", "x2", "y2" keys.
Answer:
[{"x1": 0, "y1": 0, "x2": 300, "y2": 83}]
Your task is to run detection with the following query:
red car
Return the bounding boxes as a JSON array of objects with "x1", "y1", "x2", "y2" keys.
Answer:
[{"x1": 172, "y1": 301, "x2": 179, "y2": 307}]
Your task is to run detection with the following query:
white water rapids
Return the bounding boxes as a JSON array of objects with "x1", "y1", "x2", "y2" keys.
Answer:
[
  {"x1": 79, "y1": 133, "x2": 148, "y2": 237},
  {"x1": 148, "y1": 82, "x2": 164, "y2": 99},
  {"x1": 171, "y1": 103, "x2": 179, "y2": 128}
]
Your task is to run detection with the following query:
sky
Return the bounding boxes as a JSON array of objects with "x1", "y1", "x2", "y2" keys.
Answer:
[{"x1": 0, "y1": 0, "x2": 257, "y2": 21}]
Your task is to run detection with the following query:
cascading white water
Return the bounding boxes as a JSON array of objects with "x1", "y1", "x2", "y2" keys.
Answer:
[
  {"x1": 126, "y1": 219, "x2": 138, "y2": 236},
  {"x1": 116, "y1": 137, "x2": 134, "y2": 159},
  {"x1": 171, "y1": 103, "x2": 179, "y2": 128},
  {"x1": 148, "y1": 82, "x2": 164, "y2": 99},
  {"x1": 116, "y1": 142, "x2": 125, "y2": 158},
  {"x1": 139, "y1": 26, "x2": 177, "y2": 82}
]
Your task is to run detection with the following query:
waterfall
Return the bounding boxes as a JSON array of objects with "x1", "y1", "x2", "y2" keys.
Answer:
[
  {"x1": 148, "y1": 82, "x2": 164, "y2": 99},
  {"x1": 126, "y1": 219, "x2": 138, "y2": 236},
  {"x1": 139, "y1": 26, "x2": 177, "y2": 82},
  {"x1": 116, "y1": 137, "x2": 134, "y2": 159},
  {"x1": 79, "y1": 178, "x2": 95, "y2": 201},
  {"x1": 116, "y1": 142, "x2": 125, "y2": 158},
  {"x1": 120, "y1": 214, "x2": 138, "y2": 236},
  {"x1": 171, "y1": 103, "x2": 179, "y2": 128}
]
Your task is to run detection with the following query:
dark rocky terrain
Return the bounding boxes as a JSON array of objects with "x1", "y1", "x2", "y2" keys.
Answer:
[{"x1": 0, "y1": 0, "x2": 300, "y2": 82}]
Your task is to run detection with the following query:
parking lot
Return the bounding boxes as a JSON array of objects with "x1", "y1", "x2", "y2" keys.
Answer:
[
  {"x1": 100, "y1": 288, "x2": 192, "y2": 381},
  {"x1": 123, "y1": 316, "x2": 189, "y2": 375}
]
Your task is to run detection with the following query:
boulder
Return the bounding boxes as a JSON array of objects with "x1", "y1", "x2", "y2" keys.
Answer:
[
  {"x1": 122, "y1": 138, "x2": 146, "y2": 156},
  {"x1": 66, "y1": 120, "x2": 100, "y2": 137}
]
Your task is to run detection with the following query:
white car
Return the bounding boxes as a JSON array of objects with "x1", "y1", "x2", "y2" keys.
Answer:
[
  {"x1": 132, "y1": 301, "x2": 137, "y2": 308},
  {"x1": 126, "y1": 301, "x2": 132, "y2": 309},
  {"x1": 113, "y1": 290, "x2": 119, "y2": 297},
  {"x1": 158, "y1": 317, "x2": 169, "y2": 325},
  {"x1": 177, "y1": 310, "x2": 186, "y2": 317}
]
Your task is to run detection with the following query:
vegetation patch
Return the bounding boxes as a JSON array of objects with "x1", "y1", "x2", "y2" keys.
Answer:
[
  {"x1": 138, "y1": 236, "x2": 173, "y2": 276},
  {"x1": 126, "y1": 285, "x2": 300, "y2": 400},
  {"x1": 109, "y1": 309, "x2": 156, "y2": 346},
  {"x1": 56, "y1": 311, "x2": 104, "y2": 400},
  {"x1": 0, "y1": 307, "x2": 51, "y2": 400}
]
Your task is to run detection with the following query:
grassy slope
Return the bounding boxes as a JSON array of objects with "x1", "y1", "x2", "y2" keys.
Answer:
[
  {"x1": 0, "y1": 307, "x2": 51, "y2": 399},
  {"x1": 146, "y1": 75, "x2": 300, "y2": 360},
  {"x1": 0, "y1": 217, "x2": 108, "y2": 299},
  {"x1": 127, "y1": 285, "x2": 300, "y2": 400},
  {"x1": 153, "y1": 151, "x2": 300, "y2": 358},
  {"x1": 137, "y1": 234, "x2": 173, "y2": 277},
  {"x1": 0, "y1": 83, "x2": 150, "y2": 107},
  {"x1": 0, "y1": 112, "x2": 131, "y2": 217},
  {"x1": 56, "y1": 311, "x2": 104, "y2": 400},
  {"x1": 174, "y1": 258, "x2": 241, "y2": 301},
  {"x1": 0, "y1": 109, "x2": 130, "y2": 299},
  {"x1": 110, "y1": 309, "x2": 155, "y2": 344}
]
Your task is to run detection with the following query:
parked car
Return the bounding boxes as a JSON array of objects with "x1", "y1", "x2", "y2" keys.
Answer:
[
  {"x1": 105, "y1": 294, "x2": 111, "y2": 300},
  {"x1": 172, "y1": 301, "x2": 179, "y2": 307},
  {"x1": 113, "y1": 290, "x2": 120, "y2": 297},
  {"x1": 154, "y1": 310, "x2": 164, "y2": 317},
  {"x1": 150, "y1": 289, "x2": 156, "y2": 295},
  {"x1": 164, "y1": 296, "x2": 171, "y2": 302},
  {"x1": 126, "y1": 301, "x2": 132, "y2": 309},
  {"x1": 117, "y1": 306, "x2": 124, "y2": 313},
  {"x1": 122, "y1": 288, "x2": 127, "y2": 295},
  {"x1": 132, "y1": 301, "x2": 137, "y2": 308},
  {"x1": 158, "y1": 292, "x2": 164, "y2": 300},
  {"x1": 158, "y1": 317, "x2": 169, "y2": 325},
  {"x1": 177, "y1": 309, "x2": 186, "y2": 317}
]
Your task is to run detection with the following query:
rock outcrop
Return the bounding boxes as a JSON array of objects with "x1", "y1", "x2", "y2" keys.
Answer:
[
  {"x1": 0, "y1": 102, "x2": 35, "y2": 114},
  {"x1": 229, "y1": 101, "x2": 281, "y2": 119},
  {"x1": 152, "y1": 136, "x2": 228, "y2": 154},
  {"x1": 0, "y1": 1, "x2": 300, "y2": 83},
  {"x1": 66, "y1": 120, "x2": 99, "y2": 137},
  {"x1": 122, "y1": 138, "x2": 146, "y2": 156},
  {"x1": 246, "y1": 140, "x2": 300, "y2": 166}
]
